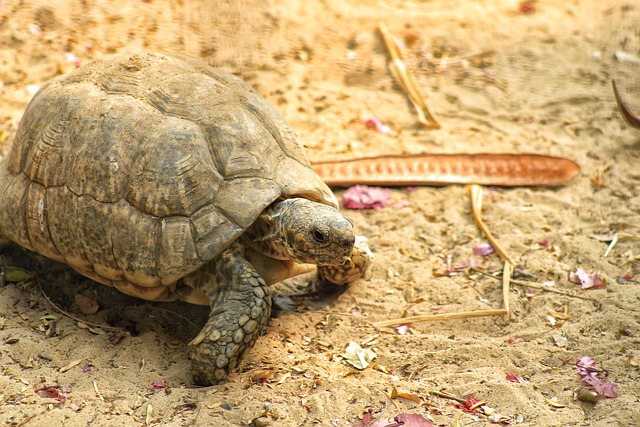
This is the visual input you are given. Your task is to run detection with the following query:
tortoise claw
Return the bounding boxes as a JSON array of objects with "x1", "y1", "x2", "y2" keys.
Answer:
[{"x1": 318, "y1": 236, "x2": 373, "y2": 285}]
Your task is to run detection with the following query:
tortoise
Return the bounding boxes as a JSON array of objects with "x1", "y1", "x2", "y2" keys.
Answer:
[{"x1": 0, "y1": 53, "x2": 371, "y2": 385}]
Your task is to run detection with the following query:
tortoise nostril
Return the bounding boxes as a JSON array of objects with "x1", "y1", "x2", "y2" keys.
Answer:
[{"x1": 342, "y1": 235, "x2": 356, "y2": 248}]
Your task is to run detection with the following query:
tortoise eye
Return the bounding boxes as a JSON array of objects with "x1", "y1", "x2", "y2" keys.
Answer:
[{"x1": 313, "y1": 229, "x2": 327, "y2": 243}]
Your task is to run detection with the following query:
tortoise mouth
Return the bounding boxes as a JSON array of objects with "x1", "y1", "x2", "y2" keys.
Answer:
[{"x1": 307, "y1": 232, "x2": 355, "y2": 266}]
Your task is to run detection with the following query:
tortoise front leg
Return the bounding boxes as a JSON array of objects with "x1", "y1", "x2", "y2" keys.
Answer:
[
  {"x1": 185, "y1": 243, "x2": 271, "y2": 386},
  {"x1": 318, "y1": 236, "x2": 373, "y2": 285}
]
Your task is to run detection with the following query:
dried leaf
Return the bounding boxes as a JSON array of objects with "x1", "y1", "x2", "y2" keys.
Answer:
[
  {"x1": 547, "y1": 308, "x2": 570, "y2": 320},
  {"x1": 544, "y1": 397, "x2": 566, "y2": 408},
  {"x1": 390, "y1": 386, "x2": 423, "y2": 404},
  {"x1": 371, "y1": 363, "x2": 389, "y2": 374},
  {"x1": 339, "y1": 341, "x2": 376, "y2": 370},
  {"x1": 251, "y1": 369, "x2": 275, "y2": 383},
  {"x1": 35, "y1": 385, "x2": 68, "y2": 402},
  {"x1": 145, "y1": 403, "x2": 154, "y2": 426},
  {"x1": 552, "y1": 335, "x2": 568, "y2": 348},
  {"x1": 277, "y1": 372, "x2": 291, "y2": 385},
  {"x1": 2, "y1": 267, "x2": 35, "y2": 282},
  {"x1": 75, "y1": 294, "x2": 99, "y2": 315},
  {"x1": 59, "y1": 358, "x2": 83, "y2": 373}
]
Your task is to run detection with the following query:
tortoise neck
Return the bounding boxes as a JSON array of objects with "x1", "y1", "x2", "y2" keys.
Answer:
[{"x1": 242, "y1": 199, "x2": 297, "y2": 260}]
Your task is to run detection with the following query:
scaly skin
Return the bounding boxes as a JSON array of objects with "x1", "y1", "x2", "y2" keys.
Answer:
[
  {"x1": 244, "y1": 198, "x2": 355, "y2": 265},
  {"x1": 187, "y1": 198, "x2": 361, "y2": 386},
  {"x1": 318, "y1": 236, "x2": 373, "y2": 285},
  {"x1": 186, "y1": 243, "x2": 271, "y2": 385},
  {"x1": 269, "y1": 236, "x2": 373, "y2": 298}
]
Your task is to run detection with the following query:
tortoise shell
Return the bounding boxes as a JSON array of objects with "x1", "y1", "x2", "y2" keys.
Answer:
[{"x1": 0, "y1": 53, "x2": 336, "y2": 301}]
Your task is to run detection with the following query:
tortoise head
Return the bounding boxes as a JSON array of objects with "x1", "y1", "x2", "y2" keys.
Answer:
[{"x1": 273, "y1": 198, "x2": 355, "y2": 266}]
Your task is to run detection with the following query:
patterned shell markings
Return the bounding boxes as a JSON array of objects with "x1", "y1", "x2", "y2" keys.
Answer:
[{"x1": 6, "y1": 53, "x2": 336, "y2": 293}]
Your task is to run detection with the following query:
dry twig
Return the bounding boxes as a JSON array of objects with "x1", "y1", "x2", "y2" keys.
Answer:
[
  {"x1": 471, "y1": 184, "x2": 514, "y2": 321},
  {"x1": 470, "y1": 268, "x2": 598, "y2": 302},
  {"x1": 378, "y1": 23, "x2": 441, "y2": 129},
  {"x1": 39, "y1": 284, "x2": 122, "y2": 331},
  {"x1": 373, "y1": 309, "x2": 508, "y2": 328},
  {"x1": 502, "y1": 261, "x2": 512, "y2": 320},
  {"x1": 470, "y1": 185, "x2": 516, "y2": 265},
  {"x1": 93, "y1": 381, "x2": 104, "y2": 401},
  {"x1": 612, "y1": 79, "x2": 640, "y2": 129},
  {"x1": 374, "y1": 184, "x2": 515, "y2": 328}
]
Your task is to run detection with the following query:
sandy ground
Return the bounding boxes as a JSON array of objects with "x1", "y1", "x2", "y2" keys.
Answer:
[{"x1": 1, "y1": 0, "x2": 639, "y2": 426}]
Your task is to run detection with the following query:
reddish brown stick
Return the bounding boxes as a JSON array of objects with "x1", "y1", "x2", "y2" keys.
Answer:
[
  {"x1": 312, "y1": 153, "x2": 580, "y2": 187},
  {"x1": 612, "y1": 79, "x2": 640, "y2": 129}
]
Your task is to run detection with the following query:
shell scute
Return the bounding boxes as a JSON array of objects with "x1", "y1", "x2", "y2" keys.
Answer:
[{"x1": 189, "y1": 204, "x2": 243, "y2": 262}]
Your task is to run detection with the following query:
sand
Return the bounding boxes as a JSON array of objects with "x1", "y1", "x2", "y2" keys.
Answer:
[{"x1": 0, "y1": 1, "x2": 639, "y2": 426}]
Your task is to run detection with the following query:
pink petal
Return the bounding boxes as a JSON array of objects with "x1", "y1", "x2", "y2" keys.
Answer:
[
  {"x1": 343, "y1": 185, "x2": 391, "y2": 210},
  {"x1": 395, "y1": 324, "x2": 412, "y2": 335},
  {"x1": 363, "y1": 117, "x2": 393, "y2": 134},
  {"x1": 473, "y1": 243, "x2": 495, "y2": 256},
  {"x1": 395, "y1": 414, "x2": 435, "y2": 426},
  {"x1": 353, "y1": 412, "x2": 434, "y2": 427},
  {"x1": 506, "y1": 373, "x2": 527, "y2": 383},
  {"x1": 152, "y1": 379, "x2": 167, "y2": 389},
  {"x1": 576, "y1": 356, "x2": 619, "y2": 398},
  {"x1": 393, "y1": 200, "x2": 411, "y2": 208},
  {"x1": 593, "y1": 379, "x2": 619, "y2": 398},
  {"x1": 568, "y1": 268, "x2": 605, "y2": 289},
  {"x1": 63, "y1": 52, "x2": 82, "y2": 67},
  {"x1": 577, "y1": 356, "x2": 597, "y2": 371}
]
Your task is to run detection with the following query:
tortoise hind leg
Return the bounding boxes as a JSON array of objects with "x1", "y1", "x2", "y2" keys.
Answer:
[{"x1": 185, "y1": 243, "x2": 271, "y2": 385}]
